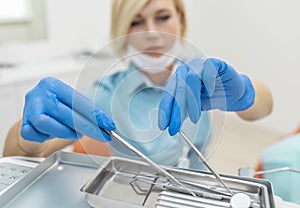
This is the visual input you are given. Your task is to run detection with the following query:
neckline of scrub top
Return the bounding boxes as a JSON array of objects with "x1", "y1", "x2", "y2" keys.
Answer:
[{"x1": 128, "y1": 61, "x2": 179, "y2": 90}]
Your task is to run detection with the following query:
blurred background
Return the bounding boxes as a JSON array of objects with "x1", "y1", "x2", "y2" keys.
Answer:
[{"x1": 0, "y1": 0, "x2": 299, "y2": 173}]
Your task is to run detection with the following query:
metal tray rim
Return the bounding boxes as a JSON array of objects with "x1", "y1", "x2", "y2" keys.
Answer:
[
  {"x1": 81, "y1": 156, "x2": 276, "y2": 208},
  {"x1": 0, "y1": 151, "x2": 108, "y2": 207}
]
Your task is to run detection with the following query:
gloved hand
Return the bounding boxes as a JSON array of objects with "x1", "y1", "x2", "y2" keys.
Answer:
[
  {"x1": 21, "y1": 77, "x2": 115, "y2": 143},
  {"x1": 159, "y1": 58, "x2": 255, "y2": 135}
]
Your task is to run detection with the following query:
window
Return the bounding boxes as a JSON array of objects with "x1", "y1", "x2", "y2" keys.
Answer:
[
  {"x1": 0, "y1": 0, "x2": 31, "y2": 23},
  {"x1": 0, "y1": 0, "x2": 46, "y2": 44}
]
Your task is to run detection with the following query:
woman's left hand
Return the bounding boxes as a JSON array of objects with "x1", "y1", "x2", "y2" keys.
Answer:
[{"x1": 158, "y1": 58, "x2": 255, "y2": 135}]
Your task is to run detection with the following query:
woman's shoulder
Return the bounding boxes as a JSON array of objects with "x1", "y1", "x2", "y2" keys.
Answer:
[
  {"x1": 94, "y1": 67, "x2": 132, "y2": 90},
  {"x1": 85, "y1": 69, "x2": 130, "y2": 106}
]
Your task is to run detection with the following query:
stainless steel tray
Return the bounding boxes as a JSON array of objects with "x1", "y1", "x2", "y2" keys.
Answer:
[
  {"x1": 81, "y1": 157, "x2": 276, "y2": 208},
  {"x1": 0, "y1": 151, "x2": 108, "y2": 208}
]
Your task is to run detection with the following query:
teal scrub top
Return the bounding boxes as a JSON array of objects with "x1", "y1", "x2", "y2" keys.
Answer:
[
  {"x1": 262, "y1": 134, "x2": 300, "y2": 204},
  {"x1": 85, "y1": 63, "x2": 211, "y2": 170}
]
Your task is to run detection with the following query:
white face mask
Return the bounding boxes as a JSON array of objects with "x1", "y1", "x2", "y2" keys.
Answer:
[{"x1": 127, "y1": 39, "x2": 182, "y2": 74}]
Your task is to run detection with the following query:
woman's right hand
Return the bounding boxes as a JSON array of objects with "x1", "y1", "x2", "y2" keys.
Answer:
[{"x1": 21, "y1": 77, "x2": 115, "y2": 143}]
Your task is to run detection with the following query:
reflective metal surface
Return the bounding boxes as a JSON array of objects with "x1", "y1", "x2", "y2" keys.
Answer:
[
  {"x1": 81, "y1": 157, "x2": 275, "y2": 208},
  {"x1": 0, "y1": 151, "x2": 107, "y2": 208}
]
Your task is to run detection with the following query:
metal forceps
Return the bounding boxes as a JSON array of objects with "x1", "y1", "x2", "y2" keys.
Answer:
[
  {"x1": 179, "y1": 130, "x2": 233, "y2": 195},
  {"x1": 104, "y1": 130, "x2": 196, "y2": 196}
]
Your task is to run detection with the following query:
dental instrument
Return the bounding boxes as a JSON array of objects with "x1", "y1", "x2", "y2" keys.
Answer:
[
  {"x1": 104, "y1": 130, "x2": 196, "y2": 196},
  {"x1": 179, "y1": 130, "x2": 233, "y2": 195}
]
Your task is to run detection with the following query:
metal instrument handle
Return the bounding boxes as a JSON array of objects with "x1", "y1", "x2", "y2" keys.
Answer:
[
  {"x1": 179, "y1": 130, "x2": 233, "y2": 195},
  {"x1": 105, "y1": 130, "x2": 196, "y2": 196}
]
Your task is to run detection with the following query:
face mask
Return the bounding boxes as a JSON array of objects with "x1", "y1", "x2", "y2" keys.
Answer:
[{"x1": 127, "y1": 39, "x2": 182, "y2": 74}]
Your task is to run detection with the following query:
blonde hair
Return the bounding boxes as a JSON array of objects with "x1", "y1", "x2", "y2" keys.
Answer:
[{"x1": 110, "y1": 0, "x2": 187, "y2": 56}]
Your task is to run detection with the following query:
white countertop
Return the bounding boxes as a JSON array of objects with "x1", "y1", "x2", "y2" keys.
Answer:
[{"x1": 0, "y1": 56, "x2": 85, "y2": 87}]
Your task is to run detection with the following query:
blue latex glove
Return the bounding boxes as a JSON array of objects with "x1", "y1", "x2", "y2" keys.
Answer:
[
  {"x1": 21, "y1": 77, "x2": 115, "y2": 142},
  {"x1": 159, "y1": 58, "x2": 255, "y2": 135}
]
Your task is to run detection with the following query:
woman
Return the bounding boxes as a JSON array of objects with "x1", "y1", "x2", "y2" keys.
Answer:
[{"x1": 3, "y1": 0, "x2": 272, "y2": 170}]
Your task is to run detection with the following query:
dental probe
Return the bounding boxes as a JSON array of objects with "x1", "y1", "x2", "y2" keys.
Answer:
[{"x1": 179, "y1": 130, "x2": 233, "y2": 196}]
